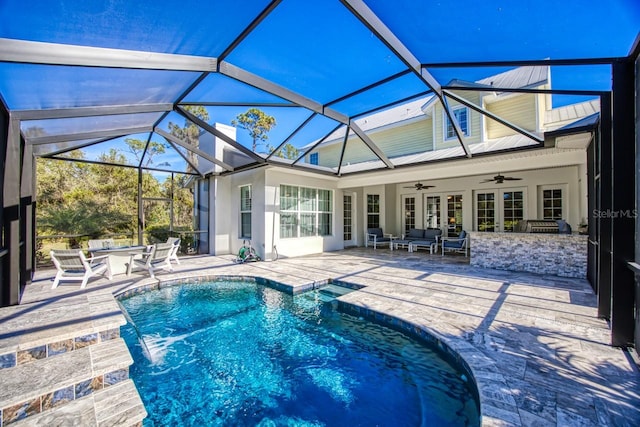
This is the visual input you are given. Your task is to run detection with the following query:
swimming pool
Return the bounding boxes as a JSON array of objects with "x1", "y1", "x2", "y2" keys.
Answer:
[{"x1": 119, "y1": 279, "x2": 480, "y2": 426}]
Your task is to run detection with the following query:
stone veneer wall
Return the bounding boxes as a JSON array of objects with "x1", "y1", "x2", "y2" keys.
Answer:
[{"x1": 470, "y1": 232, "x2": 588, "y2": 278}]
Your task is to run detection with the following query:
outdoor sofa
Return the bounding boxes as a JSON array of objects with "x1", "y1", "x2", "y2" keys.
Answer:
[{"x1": 393, "y1": 228, "x2": 442, "y2": 253}]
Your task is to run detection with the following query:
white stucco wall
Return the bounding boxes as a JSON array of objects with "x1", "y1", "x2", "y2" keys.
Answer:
[
  {"x1": 390, "y1": 165, "x2": 583, "y2": 234},
  {"x1": 265, "y1": 168, "x2": 342, "y2": 259}
]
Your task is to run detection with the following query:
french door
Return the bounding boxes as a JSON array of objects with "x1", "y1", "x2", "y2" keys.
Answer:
[
  {"x1": 475, "y1": 189, "x2": 525, "y2": 232},
  {"x1": 343, "y1": 193, "x2": 356, "y2": 247},
  {"x1": 402, "y1": 195, "x2": 416, "y2": 236},
  {"x1": 424, "y1": 194, "x2": 462, "y2": 237}
]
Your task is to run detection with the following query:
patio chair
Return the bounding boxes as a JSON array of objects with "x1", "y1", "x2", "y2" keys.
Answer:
[
  {"x1": 166, "y1": 237, "x2": 181, "y2": 265},
  {"x1": 88, "y1": 238, "x2": 115, "y2": 250},
  {"x1": 365, "y1": 228, "x2": 393, "y2": 249},
  {"x1": 126, "y1": 243, "x2": 174, "y2": 279},
  {"x1": 441, "y1": 230, "x2": 469, "y2": 257},
  {"x1": 50, "y1": 249, "x2": 113, "y2": 289}
]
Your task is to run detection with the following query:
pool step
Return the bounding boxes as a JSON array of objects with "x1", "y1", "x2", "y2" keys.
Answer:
[
  {"x1": 0, "y1": 338, "x2": 145, "y2": 426},
  {"x1": 318, "y1": 284, "x2": 356, "y2": 299},
  {"x1": 0, "y1": 292, "x2": 147, "y2": 426},
  {"x1": 10, "y1": 380, "x2": 145, "y2": 427}
]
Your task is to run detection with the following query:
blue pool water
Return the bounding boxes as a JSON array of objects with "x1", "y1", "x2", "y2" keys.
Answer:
[{"x1": 119, "y1": 280, "x2": 480, "y2": 426}]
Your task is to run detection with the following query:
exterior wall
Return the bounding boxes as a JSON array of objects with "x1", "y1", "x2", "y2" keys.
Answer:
[
  {"x1": 264, "y1": 168, "x2": 342, "y2": 258},
  {"x1": 210, "y1": 174, "x2": 231, "y2": 255},
  {"x1": 486, "y1": 93, "x2": 538, "y2": 139},
  {"x1": 433, "y1": 90, "x2": 483, "y2": 150},
  {"x1": 366, "y1": 119, "x2": 433, "y2": 159},
  {"x1": 210, "y1": 168, "x2": 264, "y2": 256},
  {"x1": 470, "y1": 232, "x2": 588, "y2": 278},
  {"x1": 313, "y1": 118, "x2": 433, "y2": 167},
  {"x1": 391, "y1": 165, "x2": 584, "y2": 235},
  {"x1": 384, "y1": 184, "x2": 398, "y2": 236}
]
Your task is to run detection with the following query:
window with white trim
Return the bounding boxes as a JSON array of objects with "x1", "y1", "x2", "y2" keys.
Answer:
[
  {"x1": 240, "y1": 185, "x2": 251, "y2": 238},
  {"x1": 280, "y1": 185, "x2": 332, "y2": 238},
  {"x1": 367, "y1": 194, "x2": 380, "y2": 229},
  {"x1": 542, "y1": 188, "x2": 563, "y2": 220},
  {"x1": 445, "y1": 106, "x2": 469, "y2": 140},
  {"x1": 309, "y1": 152, "x2": 319, "y2": 165}
]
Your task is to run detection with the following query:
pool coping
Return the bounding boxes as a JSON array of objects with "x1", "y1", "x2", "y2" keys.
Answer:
[{"x1": 114, "y1": 273, "x2": 519, "y2": 426}]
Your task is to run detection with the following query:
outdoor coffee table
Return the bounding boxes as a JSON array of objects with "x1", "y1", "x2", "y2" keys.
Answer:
[{"x1": 88, "y1": 245, "x2": 147, "y2": 275}]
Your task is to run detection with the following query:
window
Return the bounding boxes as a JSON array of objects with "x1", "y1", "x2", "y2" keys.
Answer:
[
  {"x1": 542, "y1": 188, "x2": 563, "y2": 220},
  {"x1": 240, "y1": 185, "x2": 251, "y2": 238},
  {"x1": 403, "y1": 197, "x2": 415, "y2": 235},
  {"x1": 502, "y1": 191, "x2": 524, "y2": 232},
  {"x1": 367, "y1": 194, "x2": 380, "y2": 229},
  {"x1": 280, "y1": 185, "x2": 332, "y2": 238},
  {"x1": 309, "y1": 152, "x2": 319, "y2": 165},
  {"x1": 343, "y1": 195, "x2": 352, "y2": 241},
  {"x1": 445, "y1": 106, "x2": 469, "y2": 140},
  {"x1": 425, "y1": 196, "x2": 441, "y2": 229},
  {"x1": 446, "y1": 194, "x2": 463, "y2": 236}
]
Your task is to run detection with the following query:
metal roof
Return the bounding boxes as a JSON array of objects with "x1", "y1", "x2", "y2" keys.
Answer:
[{"x1": 0, "y1": 0, "x2": 637, "y2": 177}]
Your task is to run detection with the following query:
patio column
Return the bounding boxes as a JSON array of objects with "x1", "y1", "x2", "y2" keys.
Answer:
[
  {"x1": 610, "y1": 59, "x2": 635, "y2": 348},
  {"x1": 1, "y1": 112, "x2": 22, "y2": 306},
  {"x1": 597, "y1": 93, "x2": 612, "y2": 320}
]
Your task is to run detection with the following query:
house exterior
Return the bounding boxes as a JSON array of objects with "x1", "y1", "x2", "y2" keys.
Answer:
[{"x1": 202, "y1": 66, "x2": 599, "y2": 260}]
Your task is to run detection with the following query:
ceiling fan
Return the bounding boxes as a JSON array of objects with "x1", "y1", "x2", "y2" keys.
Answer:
[
  {"x1": 481, "y1": 173, "x2": 522, "y2": 184},
  {"x1": 403, "y1": 182, "x2": 435, "y2": 191}
]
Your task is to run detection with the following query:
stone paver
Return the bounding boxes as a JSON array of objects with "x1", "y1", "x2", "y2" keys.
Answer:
[{"x1": 16, "y1": 248, "x2": 640, "y2": 426}]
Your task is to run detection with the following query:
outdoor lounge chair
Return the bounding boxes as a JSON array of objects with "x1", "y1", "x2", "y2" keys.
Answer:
[
  {"x1": 50, "y1": 249, "x2": 113, "y2": 289},
  {"x1": 126, "y1": 243, "x2": 174, "y2": 279},
  {"x1": 365, "y1": 228, "x2": 393, "y2": 249},
  {"x1": 166, "y1": 237, "x2": 181, "y2": 265},
  {"x1": 441, "y1": 230, "x2": 469, "y2": 257}
]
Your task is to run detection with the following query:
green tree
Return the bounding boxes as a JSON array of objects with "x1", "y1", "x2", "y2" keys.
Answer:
[
  {"x1": 267, "y1": 142, "x2": 299, "y2": 160},
  {"x1": 38, "y1": 200, "x2": 132, "y2": 248},
  {"x1": 168, "y1": 106, "x2": 209, "y2": 174},
  {"x1": 232, "y1": 108, "x2": 277, "y2": 152},
  {"x1": 124, "y1": 138, "x2": 167, "y2": 168}
]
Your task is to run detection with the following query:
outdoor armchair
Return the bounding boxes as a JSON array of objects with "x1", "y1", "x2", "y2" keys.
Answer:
[
  {"x1": 166, "y1": 237, "x2": 181, "y2": 265},
  {"x1": 50, "y1": 249, "x2": 113, "y2": 289},
  {"x1": 365, "y1": 228, "x2": 393, "y2": 249},
  {"x1": 126, "y1": 243, "x2": 174, "y2": 279},
  {"x1": 441, "y1": 230, "x2": 469, "y2": 257}
]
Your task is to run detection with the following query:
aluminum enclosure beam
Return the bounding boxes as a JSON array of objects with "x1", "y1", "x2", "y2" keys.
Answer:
[
  {"x1": 154, "y1": 128, "x2": 234, "y2": 172},
  {"x1": 340, "y1": 0, "x2": 471, "y2": 157},
  {"x1": 219, "y1": 62, "x2": 350, "y2": 125},
  {"x1": 160, "y1": 138, "x2": 206, "y2": 177},
  {"x1": 0, "y1": 38, "x2": 217, "y2": 71},
  {"x1": 349, "y1": 121, "x2": 394, "y2": 169},
  {"x1": 340, "y1": 0, "x2": 441, "y2": 95},
  {"x1": 26, "y1": 126, "x2": 154, "y2": 145},
  {"x1": 266, "y1": 113, "x2": 316, "y2": 161},
  {"x1": 176, "y1": 106, "x2": 265, "y2": 163},
  {"x1": 441, "y1": 96, "x2": 471, "y2": 157},
  {"x1": 12, "y1": 104, "x2": 173, "y2": 121}
]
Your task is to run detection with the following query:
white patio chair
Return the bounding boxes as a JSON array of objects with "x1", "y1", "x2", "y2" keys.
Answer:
[
  {"x1": 50, "y1": 249, "x2": 113, "y2": 289},
  {"x1": 88, "y1": 238, "x2": 115, "y2": 250},
  {"x1": 166, "y1": 237, "x2": 181, "y2": 265},
  {"x1": 126, "y1": 243, "x2": 174, "y2": 279}
]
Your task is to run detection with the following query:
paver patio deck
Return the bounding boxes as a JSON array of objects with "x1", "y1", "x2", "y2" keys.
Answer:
[{"x1": 9, "y1": 248, "x2": 640, "y2": 426}]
